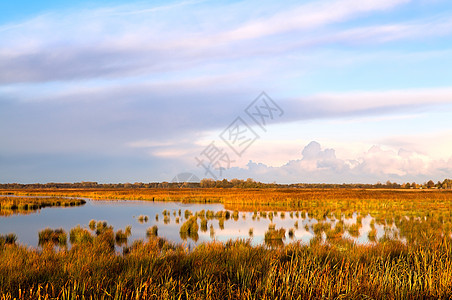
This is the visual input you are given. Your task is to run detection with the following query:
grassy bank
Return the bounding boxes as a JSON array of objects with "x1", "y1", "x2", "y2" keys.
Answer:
[
  {"x1": 3, "y1": 188, "x2": 452, "y2": 231},
  {"x1": 2, "y1": 188, "x2": 452, "y2": 210},
  {"x1": 1, "y1": 222, "x2": 452, "y2": 299},
  {"x1": 0, "y1": 196, "x2": 86, "y2": 216}
]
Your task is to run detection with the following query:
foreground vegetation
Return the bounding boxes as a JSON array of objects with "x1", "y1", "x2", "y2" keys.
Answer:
[{"x1": 2, "y1": 221, "x2": 452, "y2": 299}]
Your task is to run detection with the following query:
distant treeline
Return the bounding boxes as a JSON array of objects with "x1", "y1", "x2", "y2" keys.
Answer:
[{"x1": 1, "y1": 178, "x2": 452, "y2": 189}]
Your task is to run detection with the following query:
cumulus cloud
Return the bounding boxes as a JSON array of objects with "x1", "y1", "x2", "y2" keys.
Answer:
[{"x1": 225, "y1": 141, "x2": 452, "y2": 183}]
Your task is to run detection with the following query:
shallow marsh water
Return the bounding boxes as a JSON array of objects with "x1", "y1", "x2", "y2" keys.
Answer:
[{"x1": 0, "y1": 196, "x2": 402, "y2": 249}]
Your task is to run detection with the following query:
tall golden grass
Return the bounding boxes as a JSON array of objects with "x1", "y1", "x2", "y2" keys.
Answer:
[{"x1": 1, "y1": 222, "x2": 452, "y2": 299}]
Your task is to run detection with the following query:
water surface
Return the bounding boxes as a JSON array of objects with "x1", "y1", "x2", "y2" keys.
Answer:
[{"x1": 0, "y1": 197, "x2": 396, "y2": 249}]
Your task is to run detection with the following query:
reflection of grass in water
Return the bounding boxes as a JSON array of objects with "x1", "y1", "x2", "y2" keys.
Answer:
[
  {"x1": 219, "y1": 218, "x2": 225, "y2": 230},
  {"x1": 147, "y1": 225, "x2": 158, "y2": 237},
  {"x1": 210, "y1": 224, "x2": 215, "y2": 239},
  {"x1": 265, "y1": 223, "x2": 285, "y2": 247},
  {"x1": 269, "y1": 212, "x2": 273, "y2": 222},
  {"x1": 89, "y1": 219, "x2": 96, "y2": 230},
  {"x1": 206, "y1": 210, "x2": 215, "y2": 220},
  {"x1": 137, "y1": 215, "x2": 148, "y2": 223},
  {"x1": 184, "y1": 210, "x2": 192, "y2": 219},
  {"x1": 180, "y1": 216, "x2": 199, "y2": 242},
  {"x1": 197, "y1": 210, "x2": 205, "y2": 218},
  {"x1": 249, "y1": 228, "x2": 253, "y2": 237},
  {"x1": 164, "y1": 216, "x2": 170, "y2": 224},
  {"x1": 200, "y1": 218, "x2": 208, "y2": 232}
]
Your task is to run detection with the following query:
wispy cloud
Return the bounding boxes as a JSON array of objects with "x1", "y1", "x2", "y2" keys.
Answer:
[
  {"x1": 221, "y1": 0, "x2": 412, "y2": 41},
  {"x1": 0, "y1": 0, "x2": 438, "y2": 84}
]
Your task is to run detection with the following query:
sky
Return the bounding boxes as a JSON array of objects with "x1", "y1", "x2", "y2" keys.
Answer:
[{"x1": 1, "y1": 0, "x2": 452, "y2": 184}]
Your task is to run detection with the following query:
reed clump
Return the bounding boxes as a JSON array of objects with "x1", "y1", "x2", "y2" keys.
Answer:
[
  {"x1": 38, "y1": 228, "x2": 67, "y2": 247},
  {"x1": 137, "y1": 215, "x2": 148, "y2": 223},
  {"x1": 146, "y1": 225, "x2": 158, "y2": 237},
  {"x1": 180, "y1": 216, "x2": 199, "y2": 241},
  {"x1": 264, "y1": 225, "x2": 286, "y2": 247},
  {"x1": 115, "y1": 225, "x2": 132, "y2": 245},
  {"x1": 0, "y1": 233, "x2": 16, "y2": 247},
  {"x1": 0, "y1": 196, "x2": 85, "y2": 216}
]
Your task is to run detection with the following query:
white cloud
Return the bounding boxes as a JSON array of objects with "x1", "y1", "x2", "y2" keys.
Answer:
[{"x1": 225, "y1": 140, "x2": 452, "y2": 183}]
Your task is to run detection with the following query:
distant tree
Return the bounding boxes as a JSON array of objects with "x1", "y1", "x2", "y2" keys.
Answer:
[
  {"x1": 158, "y1": 182, "x2": 169, "y2": 188},
  {"x1": 215, "y1": 179, "x2": 233, "y2": 188},
  {"x1": 200, "y1": 178, "x2": 215, "y2": 188},
  {"x1": 442, "y1": 179, "x2": 452, "y2": 189},
  {"x1": 244, "y1": 178, "x2": 257, "y2": 188},
  {"x1": 427, "y1": 180, "x2": 435, "y2": 189},
  {"x1": 230, "y1": 178, "x2": 239, "y2": 186}
]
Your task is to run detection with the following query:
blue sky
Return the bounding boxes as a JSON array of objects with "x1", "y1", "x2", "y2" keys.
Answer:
[{"x1": 1, "y1": 0, "x2": 452, "y2": 184}]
